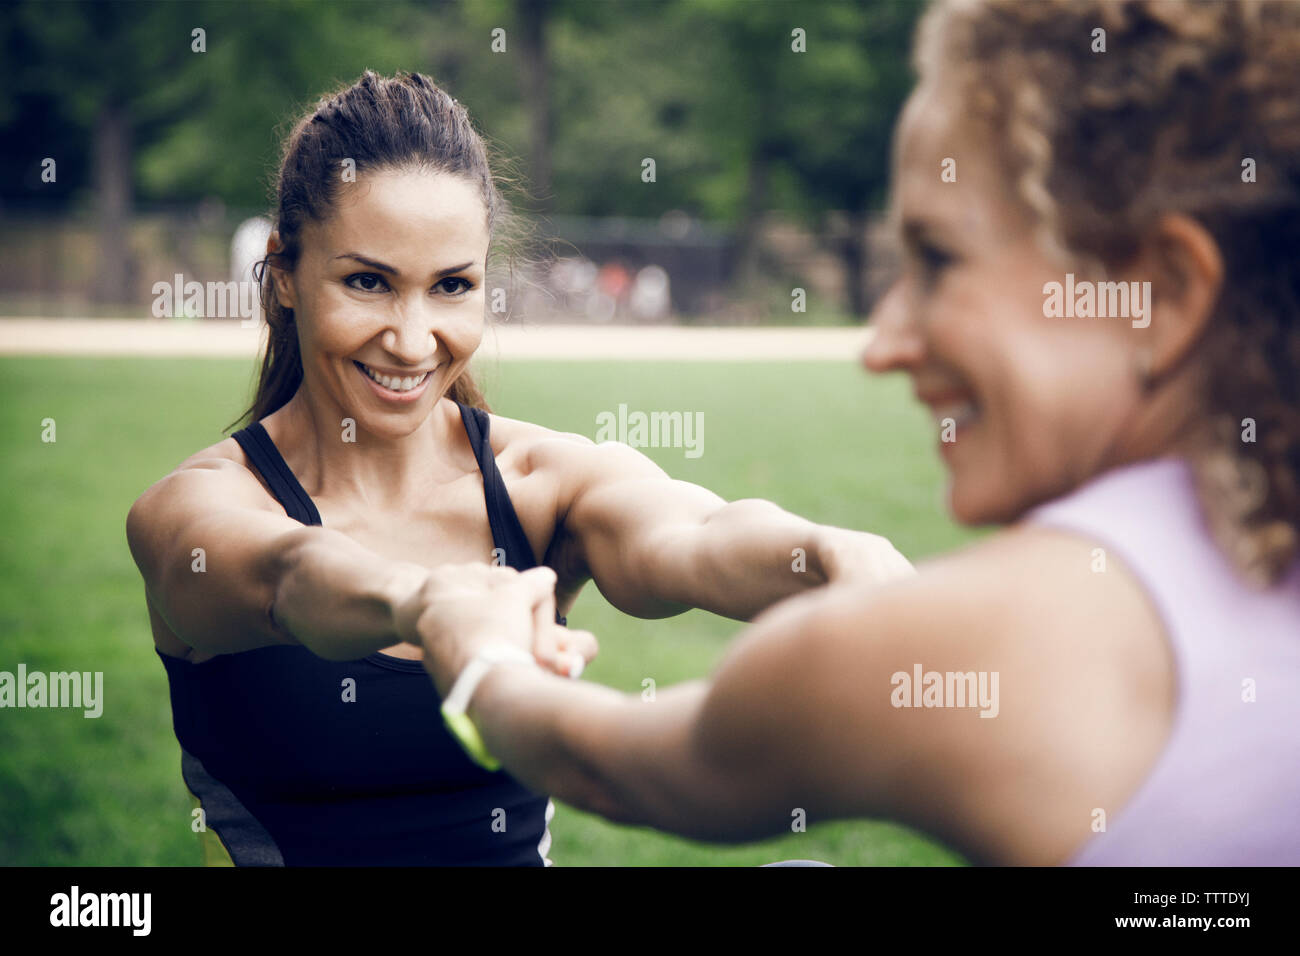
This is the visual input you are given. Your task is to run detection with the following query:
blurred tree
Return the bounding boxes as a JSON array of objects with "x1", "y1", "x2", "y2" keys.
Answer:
[
  {"x1": 2, "y1": 0, "x2": 195, "y2": 302},
  {"x1": 542, "y1": 0, "x2": 724, "y2": 219},
  {"x1": 0, "y1": 0, "x2": 922, "y2": 316},
  {"x1": 515, "y1": 0, "x2": 552, "y2": 208},
  {"x1": 776, "y1": 1, "x2": 922, "y2": 316},
  {"x1": 1, "y1": 0, "x2": 456, "y2": 301},
  {"x1": 134, "y1": 0, "x2": 442, "y2": 210},
  {"x1": 683, "y1": 0, "x2": 922, "y2": 316},
  {"x1": 523, "y1": 0, "x2": 921, "y2": 316}
]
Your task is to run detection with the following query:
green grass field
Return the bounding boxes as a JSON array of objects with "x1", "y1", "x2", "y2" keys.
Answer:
[{"x1": 0, "y1": 355, "x2": 982, "y2": 866}]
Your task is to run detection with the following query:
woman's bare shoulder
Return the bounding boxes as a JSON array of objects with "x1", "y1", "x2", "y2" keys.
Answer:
[
  {"x1": 134, "y1": 432, "x2": 276, "y2": 511},
  {"x1": 484, "y1": 410, "x2": 593, "y2": 451},
  {"x1": 174, "y1": 434, "x2": 247, "y2": 471},
  {"x1": 481, "y1": 409, "x2": 603, "y2": 477},
  {"x1": 752, "y1": 523, "x2": 1175, "y2": 863},
  {"x1": 829, "y1": 522, "x2": 1169, "y2": 660}
]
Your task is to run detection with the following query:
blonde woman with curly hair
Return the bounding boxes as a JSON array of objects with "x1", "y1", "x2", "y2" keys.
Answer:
[{"x1": 408, "y1": 0, "x2": 1300, "y2": 865}]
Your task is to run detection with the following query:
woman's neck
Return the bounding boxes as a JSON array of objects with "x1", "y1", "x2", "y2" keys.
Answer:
[{"x1": 265, "y1": 384, "x2": 466, "y2": 511}]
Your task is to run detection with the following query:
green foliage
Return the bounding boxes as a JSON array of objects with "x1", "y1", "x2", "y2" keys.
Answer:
[
  {"x1": 136, "y1": 0, "x2": 444, "y2": 209},
  {"x1": 1, "y1": 0, "x2": 922, "y2": 223}
]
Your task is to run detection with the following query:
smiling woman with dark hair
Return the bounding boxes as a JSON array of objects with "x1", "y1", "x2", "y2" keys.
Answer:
[
  {"x1": 407, "y1": 0, "x2": 1300, "y2": 866},
  {"x1": 123, "y1": 70, "x2": 912, "y2": 866}
]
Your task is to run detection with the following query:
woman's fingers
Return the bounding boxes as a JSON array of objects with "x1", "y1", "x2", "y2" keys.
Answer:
[
  {"x1": 823, "y1": 532, "x2": 917, "y2": 585},
  {"x1": 878, "y1": 543, "x2": 917, "y2": 580},
  {"x1": 414, "y1": 562, "x2": 592, "y2": 679},
  {"x1": 514, "y1": 566, "x2": 591, "y2": 677},
  {"x1": 520, "y1": 566, "x2": 559, "y2": 655},
  {"x1": 510, "y1": 566, "x2": 559, "y2": 672},
  {"x1": 565, "y1": 629, "x2": 599, "y2": 668},
  {"x1": 533, "y1": 619, "x2": 561, "y2": 672},
  {"x1": 557, "y1": 627, "x2": 598, "y2": 678},
  {"x1": 517, "y1": 564, "x2": 558, "y2": 602},
  {"x1": 531, "y1": 624, "x2": 598, "y2": 678}
]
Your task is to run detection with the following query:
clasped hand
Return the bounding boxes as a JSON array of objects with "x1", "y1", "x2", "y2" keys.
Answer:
[{"x1": 394, "y1": 564, "x2": 598, "y2": 698}]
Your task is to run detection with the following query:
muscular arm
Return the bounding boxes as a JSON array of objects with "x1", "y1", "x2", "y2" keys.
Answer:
[
  {"x1": 126, "y1": 457, "x2": 429, "y2": 660},
  {"x1": 429, "y1": 528, "x2": 1175, "y2": 864},
  {"x1": 443, "y1": 583, "x2": 911, "y2": 842},
  {"x1": 540, "y1": 436, "x2": 912, "y2": 622}
]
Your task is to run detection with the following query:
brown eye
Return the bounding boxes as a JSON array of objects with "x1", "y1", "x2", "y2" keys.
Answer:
[
  {"x1": 346, "y1": 273, "x2": 388, "y2": 292},
  {"x1": 436, "y1": 277, "x2": 472, "y2": 295}
]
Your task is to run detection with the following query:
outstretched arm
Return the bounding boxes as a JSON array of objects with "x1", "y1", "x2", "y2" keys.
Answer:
[
  {"x1": 421, "y1": 570, "x2": 931, "y2": 843},
  {"x1": 418, "y1": 528, "x2": 1177, "y2": 865},
  {"x1": 538, "y1": 436, "x2": 914, "y2": 622},
  {"x1": 129, "y1": 456, "x2": 578, "y2": 676}
]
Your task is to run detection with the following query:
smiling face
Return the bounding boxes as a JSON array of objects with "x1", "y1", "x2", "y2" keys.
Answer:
[
  {"x1": 270, "y1": 166, "x2": 489, "y2": 439},
  {"x1": 862, "y1": 81, "x2": 1162, "y2": 525}
]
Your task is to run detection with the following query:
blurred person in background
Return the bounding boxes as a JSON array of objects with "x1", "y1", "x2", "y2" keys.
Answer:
[{"x1": 230, "y1": 216, "x2": 273, "y2": 326}]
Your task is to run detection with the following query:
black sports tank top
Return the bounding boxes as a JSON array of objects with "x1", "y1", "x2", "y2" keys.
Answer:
[{"x1": 156, "y1": 402, "x2": 560, "y2": 865}]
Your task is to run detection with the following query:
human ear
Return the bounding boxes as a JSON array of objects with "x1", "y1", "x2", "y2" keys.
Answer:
[
  {"x1": 1127, "y1": 213, "x2": 1224, "y2": 382},
  {"x1": 266, "y1": 230, "x2": 298, "y2": 310}
]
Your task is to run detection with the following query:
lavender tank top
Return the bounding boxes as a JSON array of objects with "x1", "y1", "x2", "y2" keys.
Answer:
[{"x1": 1025, "y1": 457, "x2": 1300, "y2": 865}]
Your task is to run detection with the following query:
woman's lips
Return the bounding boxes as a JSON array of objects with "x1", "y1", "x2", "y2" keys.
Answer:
[{"x1": 353, "y1": 360, "x2": 436, "y2": 403}]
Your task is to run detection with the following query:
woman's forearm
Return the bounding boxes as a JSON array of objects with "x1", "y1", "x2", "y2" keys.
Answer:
[
  {"x1": 655, "y1": 500, "x2": 896, "y2": 621},
  {"x1": 568, "y1": 447, "x2": 911, "y2": 622},
  {"x1": 271, "y1": 526, "x2": 430, "y2": 661},
  {"x1": 466, "y1": 666, "x2": 636, "y2": 820},
  {"x1": 464, "y1": 664, "x2": 755, "y2": 840}
]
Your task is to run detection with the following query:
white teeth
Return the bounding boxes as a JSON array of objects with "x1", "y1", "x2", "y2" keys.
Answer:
[{"x1": 360, "y1": 363, "x2": 430, "y2": 392}]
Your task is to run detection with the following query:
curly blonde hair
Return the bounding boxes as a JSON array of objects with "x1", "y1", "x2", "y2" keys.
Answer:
[{"x1": 916, "y1": 0, "x2": 1300, "y2": 585}]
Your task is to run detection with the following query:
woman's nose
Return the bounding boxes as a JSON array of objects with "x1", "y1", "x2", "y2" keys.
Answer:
[
  {"x1": 861, "y1": 282, "x2": 924, "y2": 374},
  {"x1": 381, "y1": 299, "x2": 441, "y2": 364},
  {"x1": 380, "y1": 327, "x2": 435, "y2": 366}
]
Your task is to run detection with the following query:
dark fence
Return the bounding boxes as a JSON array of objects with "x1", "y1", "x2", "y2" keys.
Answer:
[{"x1": 0, "y1": 204, "x2": 887, "y2": 323}]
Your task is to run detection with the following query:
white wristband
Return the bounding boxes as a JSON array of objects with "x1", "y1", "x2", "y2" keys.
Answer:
[{"x1": 443, "y1": 643, "x2": 537, "y2": 717}]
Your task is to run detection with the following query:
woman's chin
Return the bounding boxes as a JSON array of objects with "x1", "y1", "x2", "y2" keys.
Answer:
[
  {"x1": 946, "y1": 488, "x2": 981, "y2": 526},
  {"x1": 945, "y1": 475, "x2": 1017, "y2": 527},
  {"x1": 346, "y1": 394, "x2": 442, "y2": 440}
]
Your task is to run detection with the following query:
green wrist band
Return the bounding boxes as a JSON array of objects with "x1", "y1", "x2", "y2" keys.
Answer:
[
  {"x1": 439, "y1": 644, "x2": 536, "y2": 771},
  {"x1": 442, "y1": 708, "x2": 502, "y2": 772}
]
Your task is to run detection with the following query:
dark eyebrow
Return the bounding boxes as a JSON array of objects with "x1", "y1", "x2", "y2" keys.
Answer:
[
  {"x1": 432, "y1": 261, "x2": 476, "y2": 279},
  {"x1": 333, "y1": 254, "x2": 476, "y2": 279},
  {"x1": 334, "y1": 253, "x2": 398, "y2": 275}
]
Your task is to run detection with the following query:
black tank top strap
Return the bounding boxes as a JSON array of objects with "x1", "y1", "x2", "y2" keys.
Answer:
[
  {"x1": 456, "y1": 403, "x2": 566, "y2": 627},
  {"x1": 456, "y1": 403, "x2": 540, "y2": 573},
  {"x1": 231, "y1": 422, "x2": 322, "y2": 526}
]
